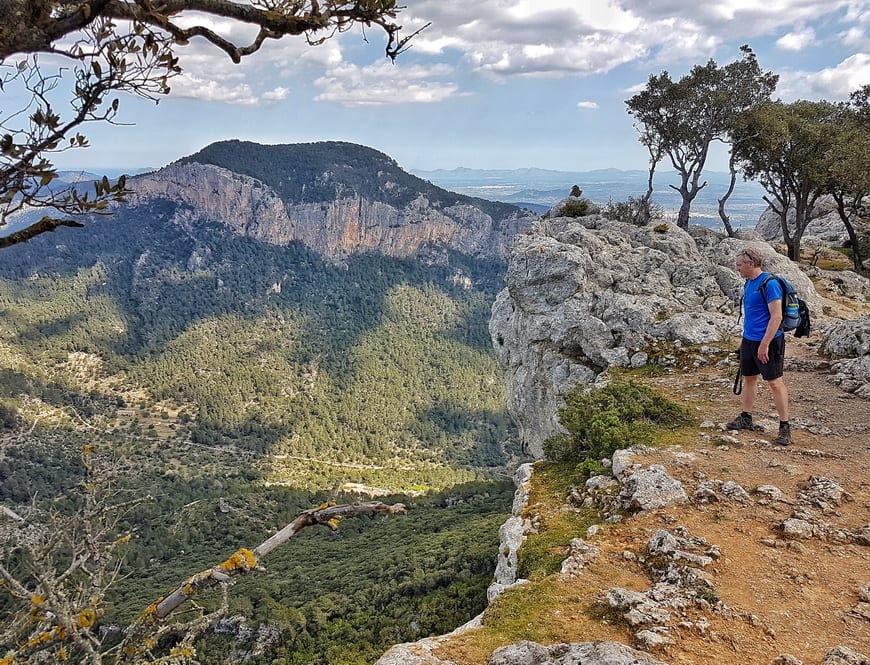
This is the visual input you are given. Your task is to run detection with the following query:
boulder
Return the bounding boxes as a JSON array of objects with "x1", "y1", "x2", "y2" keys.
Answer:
[
  {"x1": 829, "y1": 357, "x2": 870, "y2": 397},
  {"x1": 755, "y1": 196, "x2": 862, "y2": 247},
  {"x1": 821, "y1": 315, "x2": 870, "y2": 358},
  {"x1": 820, "y1": 646, "x2": 869, "y2": 665},
  {"x1": 618, "y1": 465, "x2": 688, "y2": 511}
]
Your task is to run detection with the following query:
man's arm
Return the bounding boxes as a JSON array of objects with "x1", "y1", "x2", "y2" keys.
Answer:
[{"x1": 758, "y1": 298, "x2": 783, "y2": 363}]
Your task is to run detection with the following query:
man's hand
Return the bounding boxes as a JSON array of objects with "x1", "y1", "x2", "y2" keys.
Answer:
[{"x1": 758, "y1": 342, "x2": 770, "y2": 364}]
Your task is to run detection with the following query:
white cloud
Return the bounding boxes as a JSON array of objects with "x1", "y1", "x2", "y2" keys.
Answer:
[
  {"x1": 622, "y1": 0, "x2": 852, "y2": 35},
  {"x1": 402, "y1": 0, "x2": 858, "y2": 79},
  {"x1": 576, "y1": 101, "x2": 599, "y2": 109},
  {"x1": 840, "y1": 26, "x2": 868, "y2": 48},
  {"x1": 170, "y1": 75, "x2": 292, "y2": 105},
  {"x1": 776, "y1": 28, "x2": 816, "y2": 50},
  {"x1": 777, "y1": 53, "x2": 870, "y2": 99},
  {"x1": 406, "y1": 0, "x2": 652, "y2": 77},
  {"x1": 262, "y1": 87, "x2": 290, "y2": 101},
  {"x1": 314, "y1": 62, "x2": 460, "y2": 106},
  {"x1": 623, "y1": 82, "x2": 648, "y2": 95},
  {"x1": 170, "y1": 73, "x2": 258, "y2": 105}
]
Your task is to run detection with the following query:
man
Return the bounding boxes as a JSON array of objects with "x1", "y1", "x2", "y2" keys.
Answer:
[{"x1": 726, "y1": 247, "x2": 791, "y2": 445}]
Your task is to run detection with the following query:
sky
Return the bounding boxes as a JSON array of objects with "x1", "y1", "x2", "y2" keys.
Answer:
[{"x1": 32, "y1": 0, "x2": 870, "y2": 174}]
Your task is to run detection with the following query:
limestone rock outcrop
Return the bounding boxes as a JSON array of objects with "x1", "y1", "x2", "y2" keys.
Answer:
[
  {"x1": 486, "y1": 640, "x2": 670, "y2": 665},
  {"x1": 756, "y1": 197, "x2": 845, "y2": 245},
  {"x1": 375, "y1": 464, "x2": 535, "y2": 665},
  {"x1": 488, "y1": 215, "x2": 823, "y2": 456},
  {"x1": 130, "y1": 162, "x2": 533, "y2": 262},
  {"x1": 822, "y1": 315, "x2": 870, "y2": 397},
  {"x1": 821, "y1": 315, "x2": 870, "y2": 358},
  {"x1": 755, "y1": 195, "x2": 870, "y2": 250}
]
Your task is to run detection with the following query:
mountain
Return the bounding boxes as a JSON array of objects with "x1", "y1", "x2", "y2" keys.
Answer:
[
  {"x1": 122, "y1": 140, "x2": 535, "y2": 262},
  {"x1": 0, "y1": 141, "x2": 523, "y2": 485}
]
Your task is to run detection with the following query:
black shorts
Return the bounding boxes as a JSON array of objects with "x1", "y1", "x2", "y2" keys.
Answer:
[{"x1": 740, "y1": 336, "x2": 785, "y2": 381}]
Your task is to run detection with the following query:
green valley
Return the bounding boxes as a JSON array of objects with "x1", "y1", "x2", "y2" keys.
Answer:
[{"x1": 0, "y1": 194, "x2": 519, "y2": 663}]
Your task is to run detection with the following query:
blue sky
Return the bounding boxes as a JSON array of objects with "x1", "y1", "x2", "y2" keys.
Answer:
[{"x1": 40, "y1": 1, "x2": 870, "y2": 173}]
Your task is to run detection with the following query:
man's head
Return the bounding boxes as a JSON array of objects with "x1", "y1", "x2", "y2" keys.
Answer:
[{"x1": 735, "y1": 247, "x2": 763, "y2": 279}]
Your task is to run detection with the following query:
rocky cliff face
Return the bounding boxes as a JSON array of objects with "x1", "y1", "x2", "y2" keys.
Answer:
[
  {"x1": 489, "y1": 215, "x2": 825, "y2": 457},
  {"x1": 129, "y1": 156, "x2": 533, "y2": 262}
]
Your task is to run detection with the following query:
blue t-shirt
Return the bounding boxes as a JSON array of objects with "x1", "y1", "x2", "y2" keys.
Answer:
[{"x1": 743, "y1": 272, "x2": 784, "y2": 341}]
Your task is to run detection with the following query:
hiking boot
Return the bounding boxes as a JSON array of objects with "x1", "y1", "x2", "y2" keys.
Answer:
[
  {"x1": 774, "y1": 422, "x2": 791, "y2": 446},
  {"x1": 725, "y1": 412, "x2": 753, "y2": 430}
]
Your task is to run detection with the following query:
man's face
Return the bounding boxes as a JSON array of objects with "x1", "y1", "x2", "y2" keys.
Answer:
[{"x1": 735, "y1": 255, "x2": 755, "y2": 278}]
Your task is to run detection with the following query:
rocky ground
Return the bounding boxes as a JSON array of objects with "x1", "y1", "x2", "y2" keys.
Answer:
[
  {"x1": 381, "y1": 303, "x2": 870, "y2": 664},
  {"x1": 605, "y1": 332, "x2": 870, "y2": 664}
]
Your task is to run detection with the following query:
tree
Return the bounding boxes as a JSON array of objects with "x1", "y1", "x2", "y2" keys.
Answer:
[
  {"x1": 732, "y1": 100, "x2": 839, "y2": 261},
  {"x1": 0, "y1": 1, "x2": 422, "y2": 247},
  {"x1": 823, "y1": 86, "x2": 870, "y2": 273},
  {"x1": 626, "y1": 46, "x2": 777, "y2": 231}
]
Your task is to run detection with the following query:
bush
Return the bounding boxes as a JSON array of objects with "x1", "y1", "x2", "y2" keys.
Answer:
[
  {"x1": 543, "y1": 379, "x2": 687, "y2": 464},
  {"x1": 557, "y1": 198, "x2": 591, "y2": 218},
  {"x1": 602, "y1": 196, "x2": 663, "y2": 226},
  {"x1": 0, "y1": 402, "x2": 20, "y2": 430}
]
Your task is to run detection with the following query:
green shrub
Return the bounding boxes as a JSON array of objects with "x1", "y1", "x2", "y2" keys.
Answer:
[
  {"x1": 0, "y1": 402, "x2": 20, "y2": 430},
  {"x1": 543, "y1": 379, "x2": 687, "y2": 464},
  {"x1": 602, "y1": 196, "x2": 663, "y2": 226},
  {"x1": 653, "y1": 223, "x2": 669, "y2": 233},
  {"x1": 557, "y1": 198, "x2": 591, "y2": 218}
]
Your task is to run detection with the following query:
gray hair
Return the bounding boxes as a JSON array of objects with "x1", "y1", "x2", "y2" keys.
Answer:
[{"x1": 736, "y1": 247, "x2": 763, "y2": 268}]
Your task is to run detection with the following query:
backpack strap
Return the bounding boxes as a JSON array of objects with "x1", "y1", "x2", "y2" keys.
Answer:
[
  {"x1": 758, "y1": 273, "x2": 774, "y2": 300},
  {"x1": 737, "y1": 279, "x2": 747, "y2": 326}
]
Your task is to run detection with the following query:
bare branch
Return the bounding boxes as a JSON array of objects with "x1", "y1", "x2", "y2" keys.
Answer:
[
  {"x1": 146, "y1": 500, "x2": 406, "y2": 622},
  {"x1": 0, "y1": 505, "x2": 26, "y2": 522},
  {"x1": 0, "y1": 216, "x2": 85, "y2": 247}
]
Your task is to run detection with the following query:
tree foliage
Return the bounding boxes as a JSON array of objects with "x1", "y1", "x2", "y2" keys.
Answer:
[
  {"x1": 0, "y1": 200, "x2": 517, "y2": 662},
  {"x1": 626, "y1": 46, "x2": 777, "y2": 230},
  {"x1": 0, "y1": 1, "x2": 421, "y2": 246},
  {"x1": 1, "y1": 434, "x2": 511, "y2": 665},
  {"x1": 0, "y1": 445, "x2": 407, "y2": 665},
  {"x1": 731, "y1": 99, "x2": 840, "y2": 261},
  {"x1": 823, "y1": 86, "x2": 870, "y2": 273}
]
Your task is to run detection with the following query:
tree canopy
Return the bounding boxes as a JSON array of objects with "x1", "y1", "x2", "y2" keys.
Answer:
[
  {"x1": 823, "y1": 86, "x2": 870, "y2": 272},
  {"x1": 731, "y1": 99, "x2": 841, "y2": 261},
  {"x1": 626, "y1": 46, "x2": 777, "y2": 230},
  {"x1": 0, "y1": 0, "x2": 420, "y2": 246}
]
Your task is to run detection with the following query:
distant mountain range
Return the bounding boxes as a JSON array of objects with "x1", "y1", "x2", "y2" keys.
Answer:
[{"x1": 413, "y1": 166, "x2": 769, "y2": 227}]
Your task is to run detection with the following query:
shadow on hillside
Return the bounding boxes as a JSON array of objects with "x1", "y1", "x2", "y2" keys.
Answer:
[
  {"x1": 0, "y1": 209, "x2": 510, "y2": 464},
  {"x1": 412, "y1": 400, "x2": 511, "y2": 468}
]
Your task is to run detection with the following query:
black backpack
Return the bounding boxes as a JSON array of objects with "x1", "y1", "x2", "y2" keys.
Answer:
[{"x1": 759, "y1": 274, "x2": 811, "y2": 338}]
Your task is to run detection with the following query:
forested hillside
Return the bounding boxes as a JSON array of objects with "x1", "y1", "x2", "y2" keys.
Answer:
[{"x1": 0, "y1": 194, "x2": 519, "y2": 662}]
